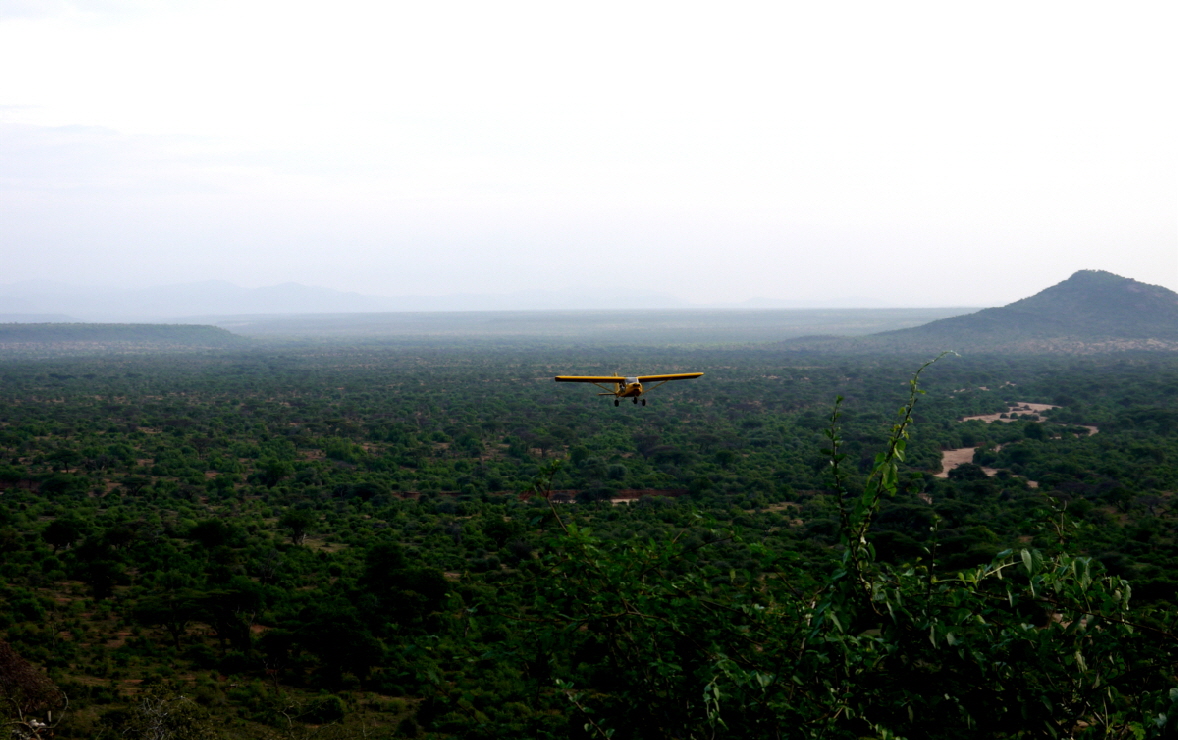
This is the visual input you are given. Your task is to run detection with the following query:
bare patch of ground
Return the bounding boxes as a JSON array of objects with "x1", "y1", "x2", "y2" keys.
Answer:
[
  {"x1": 935, "y1": 448, "x2": 998, "y2": 478},
  {"x1": 935, "y1": 446, "x2": 1035, "y2": 488},
  {"x1": 608, "y1": 490, "x2": 688, "y2": 505},
  {"x1": 764, "y1": 502, "x2": 800, "y2": 513},
  {"x1": 301, "y1": 536, "x2": 348, "y2": 553},
  {"x1": 961, "y1": 402, "x2": 1096, "y2": 435},
  {"x1": 944, "y1": 402, "x2": 1096, "y2": 486},
  {"x1": 963, "y1": 402, "x2": 1060, "y2": 424}
]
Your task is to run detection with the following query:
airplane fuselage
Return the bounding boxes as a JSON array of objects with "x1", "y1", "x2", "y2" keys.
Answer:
[{"x1": 618, "y1": 377, "x2": 643, "y2": 397}]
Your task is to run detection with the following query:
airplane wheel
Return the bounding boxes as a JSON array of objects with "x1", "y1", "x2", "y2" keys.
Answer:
[
  {"x1": 633, "y1": 398, "x2": 638, "y2": 404},
  {"x1": 641, "y1": 399, "x2": 646, "y2": 406},
  {"x1": 614, "y1": 399, "x2": 619, "y2": 406}
]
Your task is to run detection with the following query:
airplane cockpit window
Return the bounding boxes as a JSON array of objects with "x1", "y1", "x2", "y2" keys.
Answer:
[{"x1": 625, "y1": 377, "x2": 639, "y2": 385}]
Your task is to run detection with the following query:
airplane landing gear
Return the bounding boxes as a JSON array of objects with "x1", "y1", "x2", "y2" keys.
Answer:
[
  {"x1": 641, "y1": 399, "x2": 646, "y2": 406},
  {"x1": 614, "y1": 399, "x2": 620, "y2": 406},
  {"x1": 633, "y1": 398, "x2": 639, "y2": 404}
]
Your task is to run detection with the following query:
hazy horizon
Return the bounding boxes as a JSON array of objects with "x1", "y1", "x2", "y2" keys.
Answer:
[
  {"x1": 0, "y1": 277, "x2": 991, "y2": 323},
  {"x1": 2, "y1": 2, "x2": 1175, "y2": 306}
]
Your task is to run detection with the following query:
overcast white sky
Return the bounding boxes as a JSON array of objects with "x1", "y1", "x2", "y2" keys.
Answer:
[{"x1": 1, "y1": 0, "x2": 1174, "y2": 306}]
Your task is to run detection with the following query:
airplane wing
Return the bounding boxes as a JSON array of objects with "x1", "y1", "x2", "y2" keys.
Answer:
[
  {"x1": 554, "y1": 375, "x2": 625, "y2": 383},
  {"x1": 637, "y1": 373, "x2": 704, "y2": 382}
]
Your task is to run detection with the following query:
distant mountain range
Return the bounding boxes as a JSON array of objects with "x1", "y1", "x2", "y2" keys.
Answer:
[
  {"x1": 786, "y1": 270, "x2": 1178, "y2": 353},
  {"x1": 0, "y1": 280, "x2": 897, "y2": 321}
]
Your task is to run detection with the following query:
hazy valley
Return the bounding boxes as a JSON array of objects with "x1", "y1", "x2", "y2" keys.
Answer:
[{"x1": 2, "y1": 270, "x2": 1178, "y2": 739}]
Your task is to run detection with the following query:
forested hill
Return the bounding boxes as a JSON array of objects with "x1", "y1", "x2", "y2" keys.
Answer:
[
  {"x1": 0, "y1": 323, "x2": 245, "y2": 352},
  {"x1": 885, "y1": 270, "x2": 1178, "y2": 341},
  {"x1": 785, "y1": 270, "x2": 1178, "y2": 353}
]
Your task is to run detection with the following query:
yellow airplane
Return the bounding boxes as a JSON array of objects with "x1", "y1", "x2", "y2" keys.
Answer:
[{"x1": 554, "y1": 372, "x2": 704, "y2": 406}]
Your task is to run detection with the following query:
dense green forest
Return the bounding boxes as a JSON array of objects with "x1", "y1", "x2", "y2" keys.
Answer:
[{"x1": 2, "y1": 343, "x2": 1178, "y2": 738}]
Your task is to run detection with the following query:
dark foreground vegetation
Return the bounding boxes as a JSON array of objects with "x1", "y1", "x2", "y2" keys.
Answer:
[{"x1": 2, "y1": 343, "x2": 1178, "y2": 738}]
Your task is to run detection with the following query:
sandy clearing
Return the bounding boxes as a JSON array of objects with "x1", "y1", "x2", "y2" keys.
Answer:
[
  {"x1": 936, "y1": 447, "x2": 977, "y2": 476},
  {"x1": 935, "y1": 447, "x2": 1000, "y2": 479},
  {"x1": 963, "y1": 401, "x2": 1060, "y2": 424},
  {"x1": 764, "y1": 502, "x2": 800, "y2": 512},
  {"x1": 961, "y1": 402, "x2": 1098, "y2": 436},
  {"x1": 935, "y1": 447, "x2": 1037, "y2": 488},
  {"x1": 1018, "y1": 403, "x2": 1058, "y2": 412}
]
